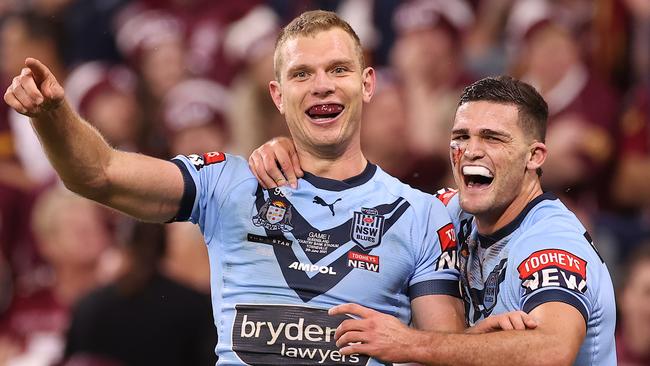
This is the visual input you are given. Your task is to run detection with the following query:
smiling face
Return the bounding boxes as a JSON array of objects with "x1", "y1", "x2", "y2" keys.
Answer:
[
  {"x1": 269, "y1": 28, "x2": 375, "y2": 158},
  {"x1": 450, "y1": 101, "x2": 546, "y2": 229}
]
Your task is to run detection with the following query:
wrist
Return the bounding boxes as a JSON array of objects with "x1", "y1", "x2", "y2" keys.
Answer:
[{"x1": 408, "y1": 329, "x2": 441, "y2": 363}]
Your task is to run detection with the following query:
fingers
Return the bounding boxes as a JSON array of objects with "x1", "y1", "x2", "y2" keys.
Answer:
[
  {"x1": 6, "y1": 71, "x2": 45, "y2": 116},
  {"x1": 4, "y1": 86, "x2": 28, "y2": 115},
  {"x1": 334, "y1": 318, "x2": 369, "y2": 342},
  {"x1": 335, "y1": 330, "x2": 367, "y2": 349},
  {"x1": 521, "y1": 311, "x2": 538, "y2": 329},
  {"x1": 5, "y1": 59, "x2": 63, "y2": 117},
  {"x1": 338, "y1": 342, "x2": 370, "y2": 356},
  {"x1": 17, "y1": 68, "x2": 43, "y2": 104},
  {"x1": 274, "y1": 146, "x2": 298, "y2": 189},
  {"x1": 508, "y1": 313, "x2": 526, "y2": 330},
  {"x1": 24, "y1": 58, "x2": 64, "y2": 106},
  {"x1": 24, "y1": 58, "x2": 51, "y2": 84},
  {"x1": 329, "y1": 303, "x2": 377, "y2": 319},
  {"x1": 497, "y1": 316, "x2": 515, "y2": 331},
  {"x1": 502, "y1": 311, "x2": 537, "y2": 330},
  {"x1": 261, "y1": 149, "x2": 289, "y2": 188},
  {"x1": 276, "y1": 137, "x2": 303, "y2": 178},
  {"x1": 248, "y1": 155, "x2": 267, "y2": 189},
  {"x1": 468, "y1": 311, "x2": 538, "y2": 334},
  {"x1": 249, "y1": 153, "x2": 277, "y2": 189}
]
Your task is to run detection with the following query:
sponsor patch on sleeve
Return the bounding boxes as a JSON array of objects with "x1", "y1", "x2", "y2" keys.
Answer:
[
  {"x1": 187, "y1": 154, "x2": 205, "y2": 171},
  {"x1": 435, "y1": 223, "x2": 458, "y2": 270},
  {"x1": 434, "y1": 188, "x2": 458, "y2": 206},
  {"x1": 203, "y1": 151, "x2": 226, "y2": 165},
  {"x1": 517, "y1": 249, "x2": 587, "y2": 295},
  {"x1": 186, "y1": 152, "x2": 226, "y2": 171}
]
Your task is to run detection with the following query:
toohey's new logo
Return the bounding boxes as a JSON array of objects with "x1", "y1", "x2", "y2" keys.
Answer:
[{"x1": 232, "y1": 304, "x2": 369, "y2": 365}]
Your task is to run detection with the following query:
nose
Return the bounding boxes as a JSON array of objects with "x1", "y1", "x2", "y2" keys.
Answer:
[
  {"x1": 463, "y1": 138, "x2": 485, "y2": 160},
  {"x1": 311, "y1": 70, "x2": 335, "y2": 97}
]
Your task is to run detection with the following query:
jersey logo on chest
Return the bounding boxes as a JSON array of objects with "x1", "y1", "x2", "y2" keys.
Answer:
[
  {"x1": 251, "y1": 186, "x2": 409, "y2": 302},
  {"x1": 350, "y1": 208, "x2": 385, "y2": 250}
]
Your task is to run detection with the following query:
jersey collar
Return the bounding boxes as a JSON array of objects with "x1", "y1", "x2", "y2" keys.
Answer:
[
  {"x1": 477, "y1": 192, "x2": 559, "y2": 248},
  {"x1": 301, "y1": 162, "x2": 377, "y2": 192}
]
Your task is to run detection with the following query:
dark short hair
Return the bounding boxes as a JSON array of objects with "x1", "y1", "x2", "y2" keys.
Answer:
[
  {"x1": 273, "y1": 10, "x2": 364, "y2": 81},
  {"x1": 459, "y1": 75, "x2": 548, "y2": 143}
]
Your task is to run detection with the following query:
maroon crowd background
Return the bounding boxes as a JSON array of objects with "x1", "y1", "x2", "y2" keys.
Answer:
[{"x1": 0, "y1": 0, "x2": 649, "y2": 365}]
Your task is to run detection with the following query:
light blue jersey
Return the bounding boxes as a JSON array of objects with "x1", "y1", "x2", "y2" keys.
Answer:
[
  {"x1": 171, "y1": 153, "x2": 460, "y2": 366},
  {"x1": 435, "y1": 189, "x2": 616, "y2": 365}
]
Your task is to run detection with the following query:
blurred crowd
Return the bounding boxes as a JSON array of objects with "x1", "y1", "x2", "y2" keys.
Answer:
[{"x1": 0, "y1": 0, "x2": 649, "y2": 365}]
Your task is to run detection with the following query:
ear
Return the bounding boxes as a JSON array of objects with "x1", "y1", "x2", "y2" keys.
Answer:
[
  {"x1": 269, "y1": 80, "x2": 284, "y2": 114},
  {"x1": 361, "y1": 67, "x2": 376, "y2": 103},
  {"x1": 527, "y1": 141, "x2": 547, "y2": 172}
]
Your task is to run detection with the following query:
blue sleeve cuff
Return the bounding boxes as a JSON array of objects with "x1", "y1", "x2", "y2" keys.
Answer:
[
  {"x1": 522, "y1": 288, "x2": 589, "y2": 326},
  {"x1": 169, "y1": 159, "x2": 196, "y2": 222},
  {"x1": 409, "y1": 279, "x2": 461, "y2": 300}
]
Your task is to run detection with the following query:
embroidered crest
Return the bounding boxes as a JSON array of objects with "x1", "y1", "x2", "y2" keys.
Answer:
[
  {"x1": 253, "y1": 199, "x2": 293, "y2": 231},
  {"x1": 350, "y1": 208, "x2": 385, "y2": 250}
]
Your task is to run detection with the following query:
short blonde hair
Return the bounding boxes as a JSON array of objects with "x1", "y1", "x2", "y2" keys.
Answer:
[{"x1": 273, "y1": 10, "x2": 365, "y2": 81}]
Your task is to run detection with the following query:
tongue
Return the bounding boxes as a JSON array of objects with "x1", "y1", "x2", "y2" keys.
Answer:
[{"x1": 308, "y1": 104, "x2": 343, "y2": 116}]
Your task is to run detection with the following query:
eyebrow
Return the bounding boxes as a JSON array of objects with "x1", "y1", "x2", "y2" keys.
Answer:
[
  {"x1": 479, "y1": 129, "x2": 511, "y2": 139},
  {"x1": 286, "y1": 58, "x2": 356, "y2": 76},
  {"x1": 451, "y1": 128, "x2": 512, "y2": 139},
  {"x1": 327, "y1": 58, "x2": 356, "y2": 68}
]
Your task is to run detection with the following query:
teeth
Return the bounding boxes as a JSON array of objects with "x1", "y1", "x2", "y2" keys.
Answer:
[{"x1": 462, "y1": 166, "x2": 493, "y2": 178}]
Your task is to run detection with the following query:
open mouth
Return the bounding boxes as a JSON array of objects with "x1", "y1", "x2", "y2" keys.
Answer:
[
  {"x1": 305, "y1": 104, "x2": 344, "y2": 122},
  {"x1": 462, "y1": 165, "x2": 494, "y2": 189}
]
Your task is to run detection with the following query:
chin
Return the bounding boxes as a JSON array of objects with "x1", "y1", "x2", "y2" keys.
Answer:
[{"x1": 459, "y1": 196, "x2": 491, "y2": 216}]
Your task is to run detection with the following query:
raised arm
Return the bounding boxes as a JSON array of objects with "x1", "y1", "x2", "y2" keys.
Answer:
[{"x1": 4, "y1": 58, "x2": 183, "y2": 222}]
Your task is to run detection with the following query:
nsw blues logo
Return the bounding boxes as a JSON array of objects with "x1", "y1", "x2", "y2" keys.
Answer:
[
  {"x1": 253, "y1": 199, "x2": 293, "y2": 231},
  {"x1": 350, "y1": 208, "x2": 385, "y2": 250}
]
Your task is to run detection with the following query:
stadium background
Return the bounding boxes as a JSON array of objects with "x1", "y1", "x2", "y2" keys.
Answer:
[{"x1": 0, "y1": 0, "x2": 649, "y2": 364}]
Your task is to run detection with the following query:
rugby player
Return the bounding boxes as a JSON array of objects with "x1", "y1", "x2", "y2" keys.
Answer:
[
  {"x1": 252, "y1": 76, "x2": 616, "y2": 365},
  {"x1": 5, "y1": 10, "x2": 532, "y2": 365}
]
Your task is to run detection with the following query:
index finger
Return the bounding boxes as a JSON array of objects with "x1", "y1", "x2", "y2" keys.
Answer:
[
  {"x1": 329, "y1": 303, "x2": 377, "y2": 318},
  {"x1": 24, "y1": 58, "x2": 51, "y2": 84}
]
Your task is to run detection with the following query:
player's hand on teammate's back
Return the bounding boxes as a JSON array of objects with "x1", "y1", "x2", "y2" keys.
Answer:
[
  {"x1": 249, "y1": 136, "x2": 303, "y2": 189},
  {"x1": 4, "y1": 58, "x2": 64, "y2": 117},
  {"x1": 465, "y1": 310, "x2": 538, "y2": 334}
]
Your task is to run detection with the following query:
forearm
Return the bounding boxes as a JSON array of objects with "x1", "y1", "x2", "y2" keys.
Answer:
[
  {"x1": 30, "y1": 100, "x2": 183, "y2": 222},
  {"x1": 29, "y1": 100, "x2": 114, "y2": 196},
  {"x1": 410, "y1": 330, "x2": 575, "y2": 366}
]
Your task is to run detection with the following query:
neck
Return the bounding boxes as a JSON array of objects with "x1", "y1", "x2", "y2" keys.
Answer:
[
  {"x1": 296, "y1": 140, "x2": 367, "y2": 180},
  {"x1": 475, "y1": 180, "x2": 544, "y2": 235}
]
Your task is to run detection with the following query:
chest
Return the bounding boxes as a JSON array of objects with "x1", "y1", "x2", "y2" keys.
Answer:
[{"x1": 211, "y1": 186, "x2": 419, "y2": 303}]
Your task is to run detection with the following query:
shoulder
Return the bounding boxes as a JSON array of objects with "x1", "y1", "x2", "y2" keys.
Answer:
[
  {"x1": 510, "y1": 198, "x2": 603, "y2": 280},
  {"x1": 172, "y1": 151, "x2": 260, "y2": 193}
]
